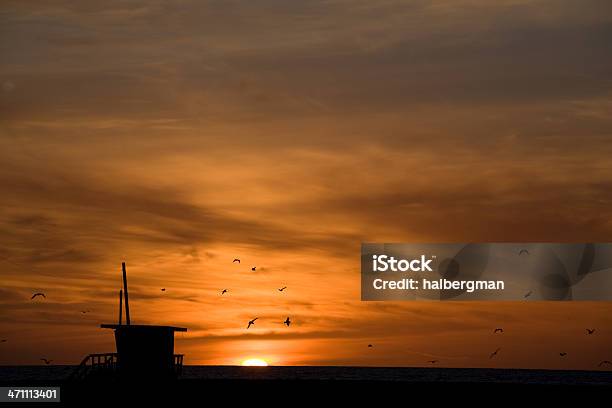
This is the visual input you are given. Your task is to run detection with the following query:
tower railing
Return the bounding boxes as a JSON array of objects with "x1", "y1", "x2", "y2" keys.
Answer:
[
  {"x1": 69, "y1": 352, "x2": 184, "y2": 380},
  {"x1": 68, "y1": 353, "x2": 118, "y2": 380}
]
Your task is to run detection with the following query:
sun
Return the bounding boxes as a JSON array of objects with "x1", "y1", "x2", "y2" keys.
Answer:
[{"x1": 241, "y1": 358, "x2": 269, "y2": 367}]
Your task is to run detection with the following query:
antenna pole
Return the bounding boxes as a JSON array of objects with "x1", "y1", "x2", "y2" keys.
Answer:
[
  {"x1": 119, "y1": 289, "x2": 123, "y2": 325},
  {"x1": 122, "y1": 262, "x2": 131, "y2": 325}
]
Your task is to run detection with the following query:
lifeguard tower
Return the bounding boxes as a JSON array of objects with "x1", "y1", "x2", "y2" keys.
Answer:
[{"x1": 71, "y1": 262, "x2": 187, "y2": 381}]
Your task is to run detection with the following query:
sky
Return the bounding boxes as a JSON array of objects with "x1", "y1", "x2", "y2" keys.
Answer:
[{"x1": 0, "y1": 0, "x2": 611, "y2": 369}]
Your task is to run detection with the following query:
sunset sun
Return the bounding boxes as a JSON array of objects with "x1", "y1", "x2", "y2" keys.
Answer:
[{"x1": 241, "y1": 358, "x2": 269, "y2": 367}]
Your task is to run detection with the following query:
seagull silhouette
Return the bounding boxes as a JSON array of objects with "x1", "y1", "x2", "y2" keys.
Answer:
[
  {"x1": 524, "y1": 291, "x2": 532, "y2": 298},
  {"x1": 233, "y1": 258, "x2": 240, "y2": 263},
  {"x1": 494, "y1": 328, "x2": 503, "y2": 334},
  {"x1": 490, "y1": 348, "x2": 501, "y2": 359},
  {"x1": 368, "y1": 344, "x2": 373, "y2": 348},
  {"x1": 80, "y1": 310, "x2": 90, "y2": 314},
  {"x1": 251, "y1": 266, "x2": 256, "y2": 272},
  {"x1": 31, "y1": 293, "x2": 46, "y2": 300},
  {"x1": 221, "y1": 289, "x2": 228, "y2": 295},
  {"x1": 284, "y1": 317, "x2": 291, "y2": 327},
  {"x1": 0, "y1": 339, "x2": 7, "y2": 343},
  {"x1": 428, "y1": 360, "x2": 438, "y2": 364},
  {"x1": 161, "y1": 288, "x2": 166, "y2": 292},
  {"x1": 278, "y1": 286, "x2": 287, "y2": 292},
  {"x1": 519, "y1": 249, "x2": 529, "y2": 255},
  {"x1": 247, "y1": 318, "x2": 258, "y2": 329},
  {"x1": 586, "y1": 329, "x2": 595, "y2": 335},
  {"x1": 559, "y1": 352, "x2": 567, "y2": 357},
  {"x1": 599, "y1": 360, "x2": 611, "y2": 367},
  {"x1": 40, "y1": 358, "x2": 52, "y2": 365}
]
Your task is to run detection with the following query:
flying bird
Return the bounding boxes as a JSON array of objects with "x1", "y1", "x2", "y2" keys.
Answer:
[
  {"x1": 428, "y1": 360, "x2": 438, "y2": 364},
  {"x1": 284, "y1": 317, "x2": 291, "y2": 327},
  {"x1": 278, "y1": 286, "x2": 287, "y2": 292},
  {"x1": 524, "y1": 291, "x2": 532, "y2": 298},
  {"x1": 598, "y1": 360, "x2": 611, "y2": 367},
  {"x1": 1, "y1": 339, "x2": 7, "y2": 343},
  {"x1": 586, "y1": 329, "x2": 595, "y2": 335},
  {"x1": 368, "y1": 344, "x2": 373, "y2": 348},
  {"x1": 31, "y1": 293, "x2": 46, "y2": 300},
  {"x1": 161, "y1": 288, "x2": 166, "y2": 292},
  {"x1": 559, "y1": 352, "x2": 567, "y2": 357},
  {"x1": 40, "y1": 358, "x2": 52, "y2": 365},
  {"x1": 251, "y1": 266, "x2": 256, "y2": 272},
  {"x1": 80, "y1": 310, "x2": 90, "y2": 314},
  {"x1": 494, "y1": 328, "x2": 503, "y2": 334},
  {"x1": 489, "y1": 348, "x2": 501, "y2": 359},
  {"x1": 247, "y1": 318, "x2": 258, "y2": 329},
  {"x1": 221, "y1": 289, "x2": 228, "y2": 295},
  {"x1": 233, "y1": 259, "x2": 240, "y2": 263},
  {"x1": 519, "y1": 249, "x2": 529, "y2": 255}
]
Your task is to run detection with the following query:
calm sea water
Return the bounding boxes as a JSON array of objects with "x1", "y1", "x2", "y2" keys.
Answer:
[{"x1": 0, "y1": 366, "x2": 610, "y2": 385}]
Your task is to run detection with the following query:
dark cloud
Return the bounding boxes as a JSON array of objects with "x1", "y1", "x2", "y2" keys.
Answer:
[
  {"x1": 1, "y1": 0, "x2": 611, "y2": 126},
  {"x1": 0, "y1": 168, "x2": 363, "y2": 255}
]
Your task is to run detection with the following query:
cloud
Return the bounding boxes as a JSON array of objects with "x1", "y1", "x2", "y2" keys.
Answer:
[
  {"x1": 0, "y1": 288, "x2": 28, "y2": 303},
  {"x1": 2, "y1": 0, "x2": 612, "y2": 126}
]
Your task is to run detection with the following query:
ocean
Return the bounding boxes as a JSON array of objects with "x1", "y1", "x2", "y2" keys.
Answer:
[{"x1": 1, "y1": 365, "x2": 610, "y2": 386}]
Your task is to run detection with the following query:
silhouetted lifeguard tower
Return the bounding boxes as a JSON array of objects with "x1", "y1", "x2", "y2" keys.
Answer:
[{"x1": 71, "y1": 262, "x2": 187, "y2": 381}]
